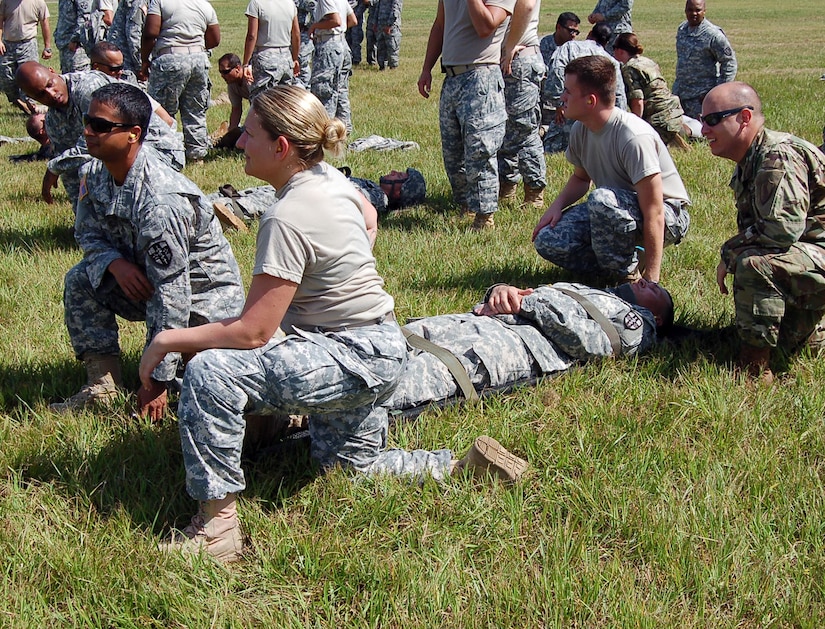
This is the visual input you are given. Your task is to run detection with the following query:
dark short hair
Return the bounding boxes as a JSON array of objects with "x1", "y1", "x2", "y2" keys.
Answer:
[
  {"x1": 588, "y1": 23, "x2": 613, "y2": 48},
  {"x1": 556, "y1": 11, "x2": 580, "y2": 27},
  {"x1": 219, "y1": 53, "x2": 241, "y2": 68},
  {"x1": 90, "y1": 82, "x2": 152, "y2": 142},
  {"x1": 565, "y1": 55, "x2": 616, "y2": 106},
  {"x1": 91, "y1": 40, "x2": 121, "y2": 59}
]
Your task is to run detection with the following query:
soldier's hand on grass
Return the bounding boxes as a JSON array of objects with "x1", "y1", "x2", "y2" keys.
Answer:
[
  {"x1": 108, "y1": 258, "x2": 154, "y2": 301},
  {"x1": 716, "y1": 260, "x2": 729, "y2": 295},
  {"x1": 41, "y1": 169, "x2": 58, "y2": 204},
  {"x1": 137, "y1": 377, "x2": 168, "y2": 422}
]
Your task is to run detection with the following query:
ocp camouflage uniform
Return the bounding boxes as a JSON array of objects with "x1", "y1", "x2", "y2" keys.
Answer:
[
  {"x1": 45, "y1": 70, "x2": 186, "y2": 211},
  {"x1": 720, "y1": 128, "x2": 825, "y2": 350},
  {"x1": 55, "y1": 0, "x2": 92, "y2": 72},
  {"x1": 294, "y1": 0, "x2": 315, "y2": 87},
  {"x1": 534, "y1": 187, "x2": 689, "y2": 277},
  {"x1": 672, "y1": 18, "x2": 736, "y2": 119},
  {"x1": 0, "y1": 39, "x2": 39, "y2": 104},
  {"x1": 106, "y1": 0, "x2": 148, "y2": 74},
  {"x1": 590, "y1": 0, "x2": 631, "y2": 51},
  {"x1": 65, "y1": 146, "x2": 244, "y2": 383},
  {"x1": 542, "y1": 40, "x2": 626, "y2": 153},
  {"x1": 387, "y1": 282, "x2": 657, "y2": 411},
  {"x1": 148, "y1": 52, "x2": 210, "y2": 160},
  {"x1": 621, "y1": 54, "x2": 684, "y2": 145},
  {"x1": 375, "y1": 0, "x2": 401, "y2": 70},
  {"x1": 441, "y1": 66, "x2": 507, "y2": 216},
  {"x1": 497, "y1": 0, "x2": 545, "y2": 193}
]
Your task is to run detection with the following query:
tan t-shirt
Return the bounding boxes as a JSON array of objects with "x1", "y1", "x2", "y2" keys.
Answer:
[
  {"x1": 253, "y1": 162, "x2": 394, "y2": 332},
  {"x1": 245, "y1": 0, "x2": 296, "y2": 48},
  {"x1": 147, "y1": 0, "x2": 218, "y2": 50},
  {"x1": 567, "y1": 108, "x2": 690, "y2": 204},
  {"x1": 441, "y1": 0, "x2": 516, "y2": 66},
  {"x1": 0, "y1": 0, "x2": 49, "y2": 42}
]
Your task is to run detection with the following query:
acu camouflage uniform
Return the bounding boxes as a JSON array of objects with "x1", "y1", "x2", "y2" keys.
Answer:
[
  {"x1": 310, "y1": 2, "x2": 352, "y2": 133},
  {"x1": 590, "y1": 0, "x2": 631, "y2": 52},
  {"x1": 65, "y1": 145, "x2": 244, "y2": 384},
  {"x1": 387, "y1": 283, "x2": 657, "y2": 411},
  {"x1": 55, "y1": 0, "x2": 92, "y2": 72},
  {"x1": 293, "y1": 0, "x2": 315, "y2": 87},
  {"x1": 621, "y1": 55, "x2": 684, "y2": 145},
  {"x1": 720, "y1": 128, "x2": 825, "y2": 351},
  {"x1": 375, "y1": 0, "x2": 400, "y2": 69},
  {"x1": 106, "y1": 0, "x2": 148, "y2": 74},
  {"x1": 672, "y1": 18, "x2": 736, "y2": 119},
  {"x1": 345, "y1": 0, "x2": 370, "y2": 65},
  {"x1": 364, "y1": 0, "x2": 377, "y2": 65}
]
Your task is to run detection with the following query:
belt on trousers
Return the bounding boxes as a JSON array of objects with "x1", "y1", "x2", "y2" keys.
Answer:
[
  {"x1": 314, "y1": 31, "x2": 343, "y2": 43},
  {"x1": 441, "y1": 63, "x2": 496, "y2": 77},
  {"x1": 514, "y1": 44, "x2": 540, "y2": 57},
  {"x1": 255, "y1": 45, "x2": 290, "y2": 52},
  {"x1": 318, "y1": 311, "x2": 396, "y2": 333},
  {"x1": 155, "y1": 45, "x2": 206, "y2": 56}
]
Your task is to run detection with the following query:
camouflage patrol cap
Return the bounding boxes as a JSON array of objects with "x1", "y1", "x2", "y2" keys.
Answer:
[{"x1": 398, "y1": 168, "x2": 426, "y2": 207}]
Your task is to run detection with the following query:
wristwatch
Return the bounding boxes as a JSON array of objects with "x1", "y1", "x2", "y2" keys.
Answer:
[{"x1": 44, "y1": 47, "x2": 52, "y2": 53}]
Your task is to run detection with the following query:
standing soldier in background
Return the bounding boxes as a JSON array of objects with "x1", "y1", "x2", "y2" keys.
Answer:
[
  {"x1": 586, "y1": 0, "x2": 631, "y2": 53},
  {"x1": 106, "y1": 0, "x2": 147, "y2": 75},
  {"x1": 672, "y1": 0, "x2": 736, "y2": 119},
  {"x1": 294, "y1": 0, "x2": 315, "y2": 86},
  {"x1": 55, "y1": 0, "x2": 92, "y2": 72},
  {"x1": 308, "y1": 0, "x2": 352, "y2": 133},
  {"x1": 497, "y1": 0, "x2": 546, "y2": 209},
  {"x1": 374, "y1": 0, "x2": 400, "y2": 70},
  {"x1": 0, "y1": 0, "x2": 52, "y2": 113},
  {"x1": 140, "y1": 0, "x2": 220, "y2": 162},
  {"x1": 346, "y1": 0, "x2": 370, "y2": 65},
  {"x1": 242, "y1": 0, "x2": 300, "y2": 96}
]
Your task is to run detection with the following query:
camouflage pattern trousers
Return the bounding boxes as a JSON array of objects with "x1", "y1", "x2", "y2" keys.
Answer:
[
  {"x1": 439, "y1": 65, "x2": 507, "y2": 215},
  {"x1": 375, "y1": 25, "x2": 400, "y2": 69},
  {"x1": 346, "y1": 0, "x2": 369, "y2": 64},
  {"x1": 310, "y1": 35, "x2": 352, "y2": 133},
  {"x1": 0, "y1": 39, "x2": 39, "y2": 102},
  {"x1": 59, "y1": 45, "x2": 90, "y2": 74},
  {"x1": 498, "y1": 50, "x2": 546, "y2": 190},
  {"x1": 296, "y1": 32, "x2": 314, "y2": 88},
  {"x1": 250, "y1": 47, "x2": 294, "y2": 98},
  {"x1": 533, "y1": 187, "x2": 691, "y2": 276},
  {"x1": 178, "y1": 320, "x2": 453, "y2": 501},
  {"x1": 731, "y1": 243, "x2": 825, "y2": 350},
  {"x1": 148, "y1": 51, "x2": 211, "y2": 160}
]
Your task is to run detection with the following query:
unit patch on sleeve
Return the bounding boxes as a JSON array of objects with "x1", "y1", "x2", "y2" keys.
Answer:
[
  {"x1": 623, "y1": 310, "x2": 643, "y2": 331},
  {"x1": 147, "y1": 240, "x2": 173, "y2": 267}
]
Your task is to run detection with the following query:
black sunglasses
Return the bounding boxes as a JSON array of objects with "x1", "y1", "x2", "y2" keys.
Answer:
[
  {"x1": 83, "y1": 114, "x2": 134, "y2": 134},
  {"x1": 219, "y1": 66, "x2": 237, "y2": 75},
  {"x1": 700, "y1": 106, "x2": 753, "y2": 127},
  {"x1": 565, "y1": 26, "x2": 580, "y2": 36},
  {"x1": 97, "y1": 63, "x2": 124, "y2": 72}
]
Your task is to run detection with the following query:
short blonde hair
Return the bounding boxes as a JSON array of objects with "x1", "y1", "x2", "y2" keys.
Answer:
[{"x1": 251, "y1": 86, "x2": 347, "y2": 166}]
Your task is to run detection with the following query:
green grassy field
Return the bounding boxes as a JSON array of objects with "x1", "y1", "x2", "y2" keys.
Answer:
[{"x1": 1, "y1": 0, "x2": 824, "y2": 626}]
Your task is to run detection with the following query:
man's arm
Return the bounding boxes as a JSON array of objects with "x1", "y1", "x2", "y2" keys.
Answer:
[
  {"x1": 290, "y1": 15, "x2": 300, "y2": 75},
  {"x1": 310, "y1": 12, "x2": 342, "y2": 35},
  {"x1": 204, "y1": 22, "x2": 220, "y2": 49},
  {"x1": 466, "y1": 0, "x2": 509, "y2": 39},
  {"x1": 713, "y1": 31, "x2": 737, "y2": 84},
  {"x1": 634, "y1": 172, "x2": 665, "y2": 283},
  {"x1": 243, "y1": 16, "x2": 258, "y2": 65},
  {"x1": 532, "y1": 166, "x2": 592, "y2": 239},
  {"x1": 501, "y1": 0, "x2": 533, "y2": 76},
  {"x1": 417, "y1": 0, "x2": 444, "y2": 98},
  {"x1": 139, "y1": 12, "x2": 160, "y2": 79},
  {"x1": 39, "y1": 17, "x2": 53, "y2": 59}
]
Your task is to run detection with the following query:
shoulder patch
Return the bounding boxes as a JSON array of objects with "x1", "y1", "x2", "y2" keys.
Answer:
[
  {"x1": 623, "y1": 310, "x2": 643, "y2": 331},
  {"x1": 78, "y1": 176, "x2": 88, "y2": 200},
  {"x1": 723, "y1": 46, "x2": 732, "y2": 56},
  {"x1": 147, "y1": 240, "x2": 173, "y2": 267}
]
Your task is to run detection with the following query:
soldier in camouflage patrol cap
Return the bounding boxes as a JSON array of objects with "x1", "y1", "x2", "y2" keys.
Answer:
[
  {"x1": 52, "y1": 82, "x2": 243, "y2": 418},
  {"x1": 672, "y1": 0, "x2": 736, "y2": 120},
  {"x1": 386, "y1": 279, "x2": 671, "y2": 412},
  {"x1": 106, "y1": 0, "x2": 147, "y2": 75},
  {"x1": 55, "y1": 0, "x2": 92, "y2": 72},
  {"x1": 703, "y1": 82, "x2": 825, "y2": 383}
]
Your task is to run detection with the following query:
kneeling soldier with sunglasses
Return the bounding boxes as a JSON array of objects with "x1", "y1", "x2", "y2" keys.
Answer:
[{"x1": 702, "y1": 81, "x2": 825, "y2": 383}]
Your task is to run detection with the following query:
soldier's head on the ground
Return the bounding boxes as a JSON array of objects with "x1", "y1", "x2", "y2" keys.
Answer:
[
  {"x1": 379, "y1": 168, "x2": 426, "y2": 208},
  {"x1": 701, "y1": 82, "x2": 763, "y2": 162},
  {"x1": 250, "y1": 86, "x2": 347, "y2": 165},
  {"x1": 16, "y1": 61, "x2": 68, "y2": 109},
  {"x1": 218, "y1": 53, "x2": 244, "y2": 85},
  {"x1": 26, "y1": 113, "x2": 49, "y2": 145},
  {"x1": 88, "y1": 82, "x2": 152, "y2": 143},
  {"x1": 685, "y1": 0, "x2": 706, "y2": 27},
  {"x1": 90, "y1": 41, "x2": 126, "y2": 79},
  {"x1": 564, "y1": 55, "x2": 616, "y2": 110},
  {"x1": 555, "y1": 12, "x2": 581, "y2": 44},
  {"x1": 587, "y1": 23, "x2": 613, "y2": 48},
  {"x1": 613, "y1": 279, "x2": 675, "y2": 333}
]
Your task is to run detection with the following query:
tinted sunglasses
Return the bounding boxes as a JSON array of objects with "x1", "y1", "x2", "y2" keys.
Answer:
[
  {"x1": 565, "y1": 26, "x2": 580, "y2": 36},
  {"x1": 699, "y1": 106, "x2": 753, "y2": 127},
  {"x1": 98, "y1": 63, "x2": 124, "y2": 72},
  {"x1": 219, "y1": 66, "x2": 238, "y2": 75},
  {"x1": 83, "y1": 114, "x2": 134, "y2": 134}
]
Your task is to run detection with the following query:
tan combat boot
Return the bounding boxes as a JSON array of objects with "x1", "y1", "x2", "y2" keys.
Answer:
[
  {"x1": 453, "y1": 436, "x2": 528, "y2": 483},
  {"x1": 159, "y1": 493, "x2": 244, "y2": 563},
  {"x1": 523, "y1": 185, "x2": 544, "y2": 209},
  {"x1": 470, "y1": 213, "x2": 495, "y2": 231},
  {"x1": 739, "y1": 344, "x2": 774, "y2": 385},
  {"x1": 50, "y1": 354, "x2": 121, "y2": 413},
  {"x1": 498, "y1": 181, "x2": 517, "y2": 201}
]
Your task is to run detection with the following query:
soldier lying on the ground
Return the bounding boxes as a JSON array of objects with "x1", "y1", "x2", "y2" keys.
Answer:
[{"x1": 385, "y1": 279, "x2": 672, "y2": 414}]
